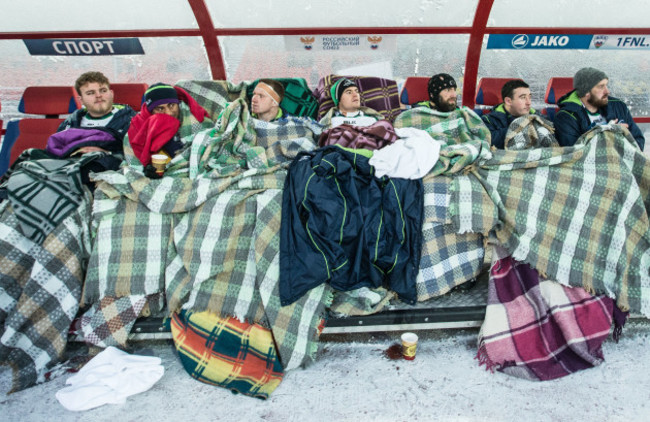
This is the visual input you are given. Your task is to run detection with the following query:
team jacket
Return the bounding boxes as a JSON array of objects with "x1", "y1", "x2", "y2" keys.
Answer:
[
  {"x1": 280, "y1": 145, "x2": 423, "y2": 306},
  {"x1": 555, "y1": 90, "x2": 644, "y2": 150},
  {"x1": 57, "y1": 104, "x2": 136, "y2": 153}
]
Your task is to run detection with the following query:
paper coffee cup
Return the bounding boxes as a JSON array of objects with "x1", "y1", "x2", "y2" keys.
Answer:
[
  {"x1": 151, "y1": 154, "x2": 169, "y2": 175},
  {"x1": 401, "y1": 332, "x2": 418, "y2": 360}
]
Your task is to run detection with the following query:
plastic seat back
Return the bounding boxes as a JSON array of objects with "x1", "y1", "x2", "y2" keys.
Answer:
[
  {"x1": 400, "y1": 77, "x2": 430, "y2": 106},
  {"x1": 111, "y1": 83, "x2": 149, "y2": 111},
  {"x1": 544, "y1": 77, "x2": 574, "y2": 120},
  {"x1": 1, "y1": 86, "x2": 79, "y2": 175}
]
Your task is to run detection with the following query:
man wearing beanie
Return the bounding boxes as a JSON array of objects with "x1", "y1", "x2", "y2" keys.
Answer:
[
  {"x1": 320, "y1": 77, "x2": 382, "y2": 128},
  {"x1": 127, "y1": 82, "x2": 213, "y2": 174},
  {"x1": 555, "y1": 67, "x2": 644, "y2": 149},
  {"x1": 395, "y1": 72, "x2": 490, "y2": 147}
]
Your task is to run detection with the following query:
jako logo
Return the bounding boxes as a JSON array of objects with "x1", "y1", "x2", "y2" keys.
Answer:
[{"x1": 512, "y1": 34, "x2": 529, "y2": 49}]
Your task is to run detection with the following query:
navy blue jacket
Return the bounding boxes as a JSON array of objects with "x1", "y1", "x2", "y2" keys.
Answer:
[
  {"x1": 481, "y1": 103, "x2": 539, "y2": 149},
  {"x1": 280, "y1": 145, "x2": 423, "y2": 306},
  {"x1": 555, "y1": 90, "x2": 644, "y2": 150}
]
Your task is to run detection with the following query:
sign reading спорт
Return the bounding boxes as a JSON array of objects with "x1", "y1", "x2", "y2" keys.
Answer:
[{"x1": 23, "y1": 38, "x2": 144, "y2": 56}]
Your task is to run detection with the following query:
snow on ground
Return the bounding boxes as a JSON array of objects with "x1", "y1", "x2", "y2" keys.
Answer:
[{"x1": 2, "y1": 320, "x2": 650, "y2": 422}]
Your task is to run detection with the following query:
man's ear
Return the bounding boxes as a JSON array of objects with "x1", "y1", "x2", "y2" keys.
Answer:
[{"x1": 504, "y1": 97, "x2": 512, "y2": 107}]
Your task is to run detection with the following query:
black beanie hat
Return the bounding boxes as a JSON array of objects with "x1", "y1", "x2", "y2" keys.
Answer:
[
  {"x1": 330, "y1": 78, "x2": 359, "y2": 106},
  {"x1": 428, "y1": 73, "x2": 457, "y2": 106},
  {"x1": 145, "y1": 83, "x2": 179, "y2": 113}
]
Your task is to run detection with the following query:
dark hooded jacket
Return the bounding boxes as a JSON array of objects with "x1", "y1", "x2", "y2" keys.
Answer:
[{"x1": 555, "y1": 90, "x2": 644, "y2": 150}]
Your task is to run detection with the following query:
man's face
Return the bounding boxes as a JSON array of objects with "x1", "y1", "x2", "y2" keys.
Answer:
[
  {"x1": 78, "y1": 82, "x2": 114, "y2": 118},
  {"x1": 152, "y1": 102, "x2": 180, "y2": 120},
  {"x1": 505, "y1": 87, "x2": 532, "y2": 117},
  {"x1": 251, "y1": 86, "x2": 276, "y2": 115},
  {"x1": 586, "y1": 79, "x2": 610, "y2": 109},
  {"x1": 338, "y1": 86, "x2": 361, "y2": 113},
  {"x1": 436, "y1": 87, "x2": 457, "y2": 112}
]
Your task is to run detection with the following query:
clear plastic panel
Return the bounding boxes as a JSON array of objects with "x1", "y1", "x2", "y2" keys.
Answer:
[
  {"x1": 478, "y1": 47, "x2": 650, "y2": 117},
  {"x1": 3, "y1": 0, "x2": 197, "y2": 32},
  {"x1": 488, "y1": 0, "x2": 650, "y2": 27},
  {"x1": 220, "y1": 34, "x2": 469, "y2": 93},
  {"x1": 0, "y1": 38, "x2": 210, "y2": 123},
  {"x1": 207, "y1": 0, "x2": 478, "y2": 28}
]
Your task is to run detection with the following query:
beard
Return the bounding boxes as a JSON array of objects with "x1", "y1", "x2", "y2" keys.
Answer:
[
  {"x1": 436, "y1": 96, "x2": 457, "y2": 112},
  {"x1": 587, "y1": 94, "x2": 608, "y2": 109}
]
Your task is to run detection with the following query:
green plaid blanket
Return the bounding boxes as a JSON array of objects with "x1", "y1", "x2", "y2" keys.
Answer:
[
  {"x1": 450, "y1": 125, "x2": 650, "y2": 315},
  {"x1": 86, "y1": 98, "x2": 328, "y2": 370}
]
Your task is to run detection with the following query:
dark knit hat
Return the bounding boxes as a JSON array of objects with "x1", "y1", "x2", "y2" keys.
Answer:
[
  {"x1": 145, "y1": 83, "x2": 179, "y2": 113},
  {"x1": 574, "y1": 67, "x2": 608, "y2": 97},
  {"x1": 428, "y1": 73, "x2": 457, "y2": 106},
  {"x1": 330, "y1": 78, "x2": 359, "y2": 106}
]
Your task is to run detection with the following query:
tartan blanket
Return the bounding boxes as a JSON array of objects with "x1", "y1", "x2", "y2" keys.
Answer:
[
  {"x1": 318, "y1": 120, "x2": 398, "y2": 150},
  {"x1": 86, "y1": 99, "x2": 329, "y2": 371},
  {"x1": 171, "y1": 310, "x2": 284, "y2": 399},
  {"x1": 4, "y1": 149, "x2": 105, "y2": 244},
  {"x1": 451, "y1": 125, "x2": 650, "y2": 316},
  {"x1": 504, "y1": 114, "x2": 558, "y2": 150},
  {"x1": 477, "y1": 246, "x2": 614, "y2": 381},
  {"x1": 0, "y1": 196, "x2": 92, "y2": 392},
  {"x1": 314, "y1": 75, "x2": 401, "y2": 122},
  {"x1": 394, "y1": 106, "x2": 493, "y2": 176}
]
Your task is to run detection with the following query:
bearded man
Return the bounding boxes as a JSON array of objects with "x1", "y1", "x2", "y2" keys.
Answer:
[{"x1": 555, "y1": 67, "x2": 644, "y2": 149}]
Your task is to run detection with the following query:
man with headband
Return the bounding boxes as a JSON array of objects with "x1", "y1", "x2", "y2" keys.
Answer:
[
  {"x1": 320, "y1": 78, "x2": 382, "y2": 128},
  {"x1": 251, "y1": 79, "x2": 285, "y2": 122}
]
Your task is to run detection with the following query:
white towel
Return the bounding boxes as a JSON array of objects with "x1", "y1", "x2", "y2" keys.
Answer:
[
  {"x1": 56, "y1": 346, "x2": 165, "y2": 412},
  {"x1": 370, "y1": 127, "x2": 441, "y2": 179}
]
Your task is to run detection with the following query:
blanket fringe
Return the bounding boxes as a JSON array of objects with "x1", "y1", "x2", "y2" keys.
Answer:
[
  {"x1": 612, "y1": 306, "x2": 629, "y2": 343},
  {"x1": 475, "y1": 342, "x2": 497, "y2": 373}
]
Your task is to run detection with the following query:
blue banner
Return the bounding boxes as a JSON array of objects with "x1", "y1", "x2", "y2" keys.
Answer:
[
  {"x1": 487, "y1": 34, "x2": 593, "y2": 49},
  {"x1": 23, "y1": 38, "x2": 144, "y2": 56}
]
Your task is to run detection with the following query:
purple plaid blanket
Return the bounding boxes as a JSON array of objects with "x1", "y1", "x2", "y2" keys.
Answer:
[
  {"x1": 477, "y1": 248, "x2": 617, "y2": 381},
  {"x1": 318, "y1": 120, "x2": 398, "y2": 150}
]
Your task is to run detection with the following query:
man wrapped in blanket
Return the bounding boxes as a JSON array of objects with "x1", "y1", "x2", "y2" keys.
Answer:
[
  {"x1": 127, "y1": 83, "x2": 213, "y2": 178},
  {"x1": 0, "y1": 71, "x2": 136, "y2": 392},
  {"x1": 392, "y1": 73, "x2": 493, "y2": 298},
  {"x1": 318, "y1": 78, "x2": 383, "y2": 128}
]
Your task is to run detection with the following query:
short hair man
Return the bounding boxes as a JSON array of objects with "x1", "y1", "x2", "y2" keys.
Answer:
[
  {"x1": 555, "y1": 67, "x2": 645, "y2": 150},
  {"x1": 320, "y1": 78, "x2": 382, "y2": 128},
  {"x1": 57, "y1": 71, "x2": 136, "y2": 155},
  {"x1": 127, "y1": 82, "x2": 213, "y2": 171},
  {"x1": 251, "y1": 79, "x2": 285, "y2": 122},
  {"x1": 482, "y1": 80, "x2": 536, "y2": 149}
]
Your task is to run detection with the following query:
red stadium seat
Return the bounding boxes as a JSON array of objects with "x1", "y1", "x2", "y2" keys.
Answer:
[
  {"x1": 111, "y1": 83, "x2": 149, "y2": 111},
  {"x1": 544, "y1": 77, "x2": 573, "y2": 120},
  {"x1": 1, "y1": 86, "x2": 80, "y2": 175},
  {"x1": 400, "y1": 77, "x2": 430, "y2": 106}
]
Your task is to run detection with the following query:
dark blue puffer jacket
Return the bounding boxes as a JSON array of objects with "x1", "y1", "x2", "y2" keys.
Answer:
[
  {"x1": 280, "y1": 145, "x2": 423, "y2": 306},
  {"x1": 555, "y1": 90, "x2": 644, "y2": 150}
]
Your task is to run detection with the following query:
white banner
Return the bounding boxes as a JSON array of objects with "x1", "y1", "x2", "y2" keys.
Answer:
[{"x1": 284, "y1": 35, "x2": 396, "y2": 51}]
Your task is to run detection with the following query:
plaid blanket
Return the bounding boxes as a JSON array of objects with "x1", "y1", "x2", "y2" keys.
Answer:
[
  {"x1": 171, "y1": 310, "x2": 284, "y2": 399},
  {"x1": 0, "y1": 196, "x2": 91, "y2": 392},
  {"x1": 477, "y1": 246, "x2": 614, "y2": 381},
  {"x1": 318, "y1": 120, "x2": 398, "y2": 150},
  {"x1": 394, "y1": 106, "x2": 493, "y2": 175},
  {"x1": 86, "y1": 99, "x2": 329, "y2": 371},
  {"x1": 314, "y1": 75, "x2": 401, "y2": 122},
  {"x1": 4, "y1": 149, "x2": 105, "y2": 243},
  {"x1": 451, "y1": 125, "x2": 650, "y2": 316},
  {"x1": 504, "y1": 115, "x2": 558, "y2": 150}
]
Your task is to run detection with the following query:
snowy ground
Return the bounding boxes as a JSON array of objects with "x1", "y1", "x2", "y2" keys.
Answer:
[{"x1": 2, "y1": 320, "x2": 650, "y2": 422}]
